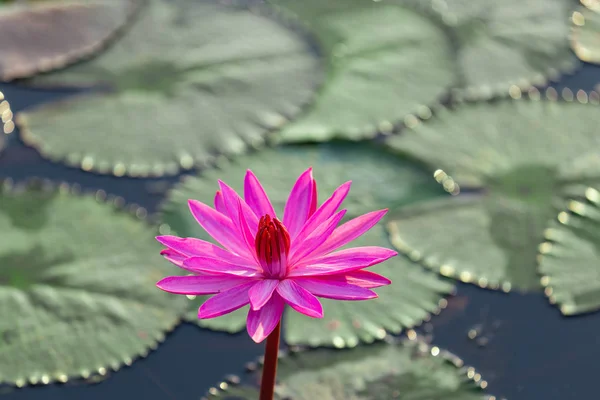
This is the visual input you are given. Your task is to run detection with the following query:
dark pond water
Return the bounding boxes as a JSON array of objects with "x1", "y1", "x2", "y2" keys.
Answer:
[{"x1": 2, "y1": 64, "x2": 600, "y2": 400}]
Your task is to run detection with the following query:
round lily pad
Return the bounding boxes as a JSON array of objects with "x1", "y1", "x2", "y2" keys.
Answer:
[
  {"x1": 571, "y1": 6, "x2": 600, "y2": 65},
  {"x1": 420, "y1": 0, "x2": 578, "y2": 99},
  {"x1": 384, "y1": 97, "x2": 600, "y2": 292},
  {"x1": 539, "y1": 185, "x2": 600, "y2": 316},
  {"x1": 268, "y1": 0, "x2": 456, "y2": 142},
  {"x1": 16, "y1": 0, "x2": 321, "y2": 177},
  {"x1": 0, "y1": 180, "x2": 185, "y2": 386},
  {"x1": 205, "y1": 338, "x2": 492, "y2": 400},
  {"x1": 159, "y1": 142, "x2": 454, "y2": 346},
  {"x1": 0, "y1": 0, "x2": 141, "y2": 81}
]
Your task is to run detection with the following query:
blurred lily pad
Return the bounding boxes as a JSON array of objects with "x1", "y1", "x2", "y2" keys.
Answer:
[
  {"x1": 160, "y1": 142, "x2": 454, "y2": 346},
  {"x1": 419, "y1": 0, "x2": 578, "y2": 98},
  {"x1": 0, "y1": 181, "x2": 185, "y2": 385},
  {"x1": 268, "y1": 0, "x2": 456, "y2": 142},
  {"x1": 539, "y1": 185, "x2": 600, "y2": 315},
  {"x1": 385, "y1": 98, "x2": 600, "y2": 291},
  {"x1": 16, "y1": 0, "x2": 321, "y2": 177},
  {"x1": 206, "y1": 338, "x2": 492, "y2": 400},
  {"x1": 0, "y1": 0, "x2": 141, "y2": 81},
  {"x1": 571, "y1": 6, "x2": 600, "y2": 65}
]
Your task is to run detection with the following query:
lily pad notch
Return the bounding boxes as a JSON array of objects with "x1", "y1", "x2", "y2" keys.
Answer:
[
  {"x1": 424, "y1": 0, "x2": 580, "y2": 100},
  {"x1": 383, "y1": 89, "x2": 600, "y2": 293},
  {"x1": 268, "y1": 0, "x2": 457, "y2": 143}
]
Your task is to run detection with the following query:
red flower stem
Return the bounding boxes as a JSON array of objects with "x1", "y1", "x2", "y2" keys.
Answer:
[{"x1": 259, "y1": 321, "x2": 281, "y2": 400}]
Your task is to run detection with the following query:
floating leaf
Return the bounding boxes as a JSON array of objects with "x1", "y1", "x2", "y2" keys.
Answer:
[
  {"x1": 206, "y1": 338, "x2": 492, "y2": 400},
  {"x1": 16, "y1": 0, "x2": 321, "y2": 177},
  {"x1": 0, "y1": 0, "x2": 141, "y2": 81},
  {"x1": 571, "y1": 6, "x2": 600, "y2": 65},
  {"x1": 539, "y1": 185, "x2": 600, "y2": 315},
  {"x1": 268, "y1": 0, "x2": 456, "y2": 142},
  {"x1": 385, "y1": 98, "x2": 600, "y2": 291},
  {"x1": 160, "y1": 142, "x2": 453, "y2": 346},
  {"x1": 417, "y1": 0, "x2": 578, "y2": 98},
  {"x1": 0, "y1": 181, "x2": 185, "y2": 386},
  {"x1": 387, "y1": 194, "x2": 551, "y2": 291}
]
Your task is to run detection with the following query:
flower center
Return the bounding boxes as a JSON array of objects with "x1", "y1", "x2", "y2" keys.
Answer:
[{"x1": 255, "y1": 214, "x2": 290, "y2": 278}]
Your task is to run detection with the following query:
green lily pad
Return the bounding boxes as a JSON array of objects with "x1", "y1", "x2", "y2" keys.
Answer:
[
  {"x1": 571, "y1": 6, "x2": 600, "y2": 65},
  {"x1": 205, "y1": 338, "x2": 492, "y2": 400},
  {"x1": 387, "y1": 194, "x2": 554, "y2": 292},
  {"x1": 539, "y1": 185, "x2": 600, "y2": 315},
  {"x1": 0, "y1": 0, "x2": 141, "y2": 81},
  {"x1": 384, "y1": 98, "x2": 600, "y2": 291},
  {"x1": 16, "y1": 0, "x2": 321, "y2": 177},
  {"x1": 418, "y1": 0, "x2": 578, "y2": 99},
  {"x1": 0, "y1": 181, "x2": 185, "y2": 386},
  {"x1": 268, "y1": 0, "x2": 456, "y2": 143},
  {"x1": 160, "y1": 142, "x2": 454, "y2": 346}
]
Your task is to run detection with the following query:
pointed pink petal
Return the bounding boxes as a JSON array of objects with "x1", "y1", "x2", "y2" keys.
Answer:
[
  {"x1": 197, "y1": 281, "x2": 254, "y2": 319},
  {"x1": 343, "y1": 270, "x2": 392, "y2": 288},
  {"x1": 244, "y1": 170, "x2": 276, "y2": 218},
  {"x1": 236, "y1": 199, "x2": 258, "y2": 260},
  {"x1": 156, "y1": 235, "x2": 248, "y2": 265},
  {"x1": 246, "y1": 293, "x2": 285, "y2": 343},
  {"x1": 214, "y1": 191, "x2": 227, "y2": 214},
  {"x1": 248, "y1": 279, "x2": 279, "y2": 311},
  {"x1": 292, "y1": 181, "x2": 351, "y2": 247},
  {"x1": 276, "y1": 279, "x2": 323, "y2": 318},
  {"x1": 283, "y1": 168, "x2": 316, "y2": 237},
  {"x1": 187, "y1": 199, "x2": 252, "y2": 258},
  {"x1": 160, "y1": 248, "x2": 186, "y2": 267},
  {"x1": 308, "y1": 209, "x2": 388, "y2": 259},
  {"x1": 184, "y1": 256, "x2": 260, "y2": 276},
  {"x1": 289, "y1": 246, "x2": 397, "y2": 277},
  {"x1": 289, "y1": 209, "x2": 347, "y2": 265},
  {"x1": 156, "y1": 275, "x2": 249, "y2": 295},
  {"x1": 218, "y1": 180, "x2": 259, "y2": 233},
  {"x1": 293, "y1": 277, "x2": 378, "y2": 300},
  {"x1": 308, "y1": 177, "x2": 318, "y2": 218}
]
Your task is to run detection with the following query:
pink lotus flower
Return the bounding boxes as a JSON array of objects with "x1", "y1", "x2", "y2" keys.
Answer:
[{"x1": 156, "y1": 168, "x2": 397, "y2": 342}]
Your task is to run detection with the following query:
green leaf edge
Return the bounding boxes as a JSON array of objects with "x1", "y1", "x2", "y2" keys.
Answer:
[
  {"x1": 0, "y1": 0, "x2": 145, "y2": 82},
  {"x1": 14, "y1": 1, "x2": 324, "y2": 178},
  {"x1": 385, "y1": 196, "x2": 514, "y2": 294},
  {"x1": 571, "y1": 5, "x2": 600, "y2": 65},
  {"x1": 538, "y1": 185, "x2": 600, "y2": 316},
  {"x1": 415, "y1": 0, "x2": 582, "y2": 102},
  {"x1": 267, "y1": 0, "x2": 456, "y2": 144},
  {"x1": 382, "y1": 91, "x2": 600, "y2": 294},
  {"x1": 0, "y1": 177, "x2": 184, "y2": 387},
  {"x1": 0, "y1": 90, "x2": 13, "y2": 151},
  {"x1": 202, "y1": 335, "x2": 497, "y2": 400}
]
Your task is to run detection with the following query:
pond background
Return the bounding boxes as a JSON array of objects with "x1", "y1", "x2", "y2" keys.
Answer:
[{"x1": 2, "y1": 1, "x2": 600, "y2": 399}]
